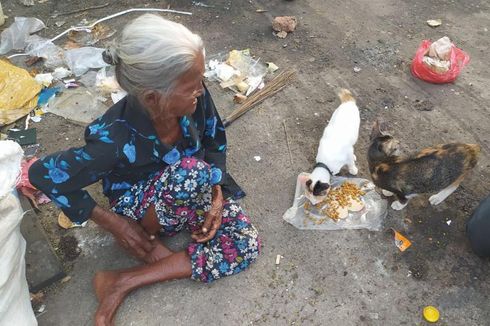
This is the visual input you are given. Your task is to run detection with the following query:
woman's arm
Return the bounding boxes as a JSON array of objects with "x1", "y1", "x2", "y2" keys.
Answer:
[{"x1": 201, "y1": 86, "x2": 227, "y2": 186}]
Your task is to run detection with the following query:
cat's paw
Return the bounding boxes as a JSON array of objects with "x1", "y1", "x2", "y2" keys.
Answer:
[
  {"x1": 382, "y1": 189, "x2": 394, "y2": 197},
  {"x1": 391, "y1": 200, "x2": 407, "y2": 210},
  {"x1": 429, "y1": 194, "x2": 444, "y2": 206},
  {"x1": 348, "y1": 165, "x2": 358, "y2": 175}
]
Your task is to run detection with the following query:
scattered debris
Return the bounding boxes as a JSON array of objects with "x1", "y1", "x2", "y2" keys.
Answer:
[
  {"x1": 46, "y1": 87, "x2": 109, "y2": 124},
  {"x1": 52, "y1": 2, "x2": 110, "y2": 18},
  {"x1": 353, "y1": 66, "x2": 362, "y2": 73},
  {"x1": 0, "y1": 17, "x2": 45, "y2": 54},
  {"x1": 393, "y1": 229, "x2": 412, "y2": 252},
  {"x1": 37, "y1": 87, "x2": 62, "y2": 108},
  {"x1": 55, "y1": 21, "x2": 66, "y2": 27},
  {"x1": 276, "y1": 31, "x2": 288, "y2": 39},
  {"x1": 67, "y1": 23, "x2": 115, "y2": 46},
  {"x1": 7, "y1": 129, "x2": 37, "y2": 146},
  {"x1": 411, "y1": 36, "x2": 470, "y2": 83},
  {"x1": 25, "y1": 36, "x2": 65, "y2": 68},
  {"x1": 206, "y1": 49, "x2": 267, "y2": 97},
  {"x1": 0, "y1": 61, "x2": 41, "y2": 126},
  {"x1": 446, "y1": 220, "x2": 452, "y2": 226},
  {"x1": 272, "y1": 16, "x2": 298, "y2": 39},
  {"x1": 64, "y1": 47, "x2": 109, "y2": 76},
  {"x1": 37, "y1": 304, "x2": 46, "y2": 314},
  {"x1": 52, "y1": 67, "x2": 72, "y2": 80},
  {"x1": 30, "y1": 292, "x2": 45, "y2": 305},
  {"x1": 275, "y1": 254, "x2": 282, "y2": 265},
  {"x1": 192, "y1": 1, "x2": 215, "y2": 8},
  {"x1": 423, "y1": 306, "x2": 440, "y2": 323},
  {"x1": 19, "y1": 0, "x2": 35, "y2": 7},
  {"x1": 17, "y1": 157, "x2": 51, "y2": 207},
  {"x1": 60, "y1": 275, "x2": 72, "y2": 284},
  {"x1": 266, "y1": 62, "x2": 279, "y2": 73},
  {"x1": 233, "y1": 93, "x2": 247, "y2": 104},
  {"x1": 254, "y1": 156, "x2": 262, "y2": 162},
  {"x1": 34, "y1": 73, "x2": 54, "y2": 87},
  {"x1": 223, "y1": 69, "x2": 296, "y2": 127},
  {"x1": 256, "y1": 9, "x2": 268, "y2": 13},
  {"x1": 427, "y1": 19, "x2": 442, "y2": 27}
]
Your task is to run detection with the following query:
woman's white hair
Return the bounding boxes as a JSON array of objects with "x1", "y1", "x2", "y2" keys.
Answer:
[{"x1": 103, "y1": 14, "x2": 204, "y2": 96}]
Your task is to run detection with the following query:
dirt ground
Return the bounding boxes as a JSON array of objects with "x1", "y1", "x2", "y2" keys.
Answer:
[{"x1": 3, "y1": 0, "x2": 490, "y2": 325}]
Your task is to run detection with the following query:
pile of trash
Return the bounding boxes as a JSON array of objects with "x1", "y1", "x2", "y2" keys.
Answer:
[
  {"x1": 411, "y1": 36, "x2": 470, "y2": 84},
  {"x1": 204, "y1": 49, "x2": 279, "y2": 103}
]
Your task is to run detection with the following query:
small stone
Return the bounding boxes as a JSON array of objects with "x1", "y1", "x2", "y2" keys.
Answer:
[
  {"x1": 353, "y1": 66, "x2": 362, "y2": 73},
  {"x1": 276, "y1": 31, "x2": 288, "y2": 39},
  {"x1": 272, "y1": 16, "x2": 298, "y2": 33}
]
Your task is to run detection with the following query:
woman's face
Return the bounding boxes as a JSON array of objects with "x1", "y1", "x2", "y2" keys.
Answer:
[{"x1": 151, "y1": 52, "x2": 205, "y2": 118}]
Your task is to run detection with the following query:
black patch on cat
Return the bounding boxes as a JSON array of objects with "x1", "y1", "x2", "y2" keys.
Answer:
[{"x1": 313, "y1": 182, "x2": 330, "y2": 196}]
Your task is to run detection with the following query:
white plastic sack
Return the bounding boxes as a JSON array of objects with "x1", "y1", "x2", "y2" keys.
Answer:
[
  {"x1": 283, "y1": 173, "x2": 388, "y2": 231},
  {"x1": 64, "y1": 47, "x2": 109, "y2": 76},
  {"x1": 0, "y1": 140, "x2": 37, "y2": 326},
  {"x1": 0, "y1": 17, "x2": 45, "y2": 55}
]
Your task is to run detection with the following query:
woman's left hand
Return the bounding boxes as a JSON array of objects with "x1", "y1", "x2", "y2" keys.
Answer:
[{"x1": 192, "y1": 185, "x2": 223, "y2": 243}]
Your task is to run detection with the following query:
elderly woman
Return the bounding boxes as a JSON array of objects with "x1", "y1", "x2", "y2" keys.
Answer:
[{"x1": 29, "y1": 14, "x2": 260, "y2": 325}]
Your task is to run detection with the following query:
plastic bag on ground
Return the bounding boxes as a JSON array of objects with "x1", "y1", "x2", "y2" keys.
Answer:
[
  {"x1": 25, "y1": 35, "x2": 65, "y2": 69},
  {"x1": 411, "y1": 38, "x2": 470, "y2": 84},
  {"x1": 0, "y1": 60, "x2": 41, "y2": 126},
  {"x1": 283, "y1": 173, "x2": 388, "y2": 231},
  {"x1": 64, "y1": 47, "x2": 109, "y2": 76},
  {"x1": 0, "y1": 17, "x2": 45, "y2": 54},
  {"x1": 0, "y1": 140, "x2": 38, "y2": 326}
]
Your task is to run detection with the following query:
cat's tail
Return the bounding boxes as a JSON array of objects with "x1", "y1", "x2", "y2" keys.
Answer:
[
  {"x1": 466, "y1": 144, "x2": 481, "y2": 168},
  {"x1": 338, "y1": 89, "x2": 355, "y2": 103}
]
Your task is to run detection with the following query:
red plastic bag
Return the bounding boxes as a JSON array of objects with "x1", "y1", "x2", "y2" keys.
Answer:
[{"x1": 411, "y1": 40, "x2": 470, "y2": 84}]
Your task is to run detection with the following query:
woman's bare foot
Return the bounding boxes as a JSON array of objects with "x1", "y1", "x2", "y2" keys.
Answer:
[
  {"x1": 93, "y1": 271, "x2": 129, "y2": 326},
  {"x1": 144, "y1": 239, "x2": 174, "y2": 264}
]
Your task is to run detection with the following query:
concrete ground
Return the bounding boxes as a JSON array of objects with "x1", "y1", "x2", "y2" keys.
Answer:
[{"x1": 4, "y1": 0, "x2": 490, "y2": 325}]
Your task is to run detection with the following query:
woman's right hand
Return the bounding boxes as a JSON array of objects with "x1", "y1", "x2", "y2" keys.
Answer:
[{"x1": 91, "y1": 206, "x2": 153, "y2": 260}]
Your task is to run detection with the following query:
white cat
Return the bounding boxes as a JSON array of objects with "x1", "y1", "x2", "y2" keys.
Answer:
[{"x1": 305, "y1": 89, "x2": 360, "y2": 204}]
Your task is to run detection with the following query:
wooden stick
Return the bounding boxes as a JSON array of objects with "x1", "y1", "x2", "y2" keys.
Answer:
[
  {"x1": 282, "y1": 120, "x2": 293, "y2": 166},
  {"x1": 223, "y1": 69, "x2": 296, "y2": 127},
  {"x1": 53, "y1": 3, "x2": 110, "y2": 17}
]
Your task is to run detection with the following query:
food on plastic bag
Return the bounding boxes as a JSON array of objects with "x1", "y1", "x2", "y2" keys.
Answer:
[
  {"x1": 64, "y1": 47, "x2": 109, "y2": 76},
  {"x1": 283, "y1": 173, "x2": 388, "y2": 231},
  {"x1": 0, "y1": 17, "x2": 45, "y2": 54},
  {"x1": 0, "y1": 60, "x2": 41, "y2": 126},
  {"x1": 205, "y1": 49, "x2": 267, "y2": 95},
  {"x1": 0, "y1": 140, "x2": 38, "y2": 326},
  {"x1": 411, "y1": 37, "x2": 470, "y2": 84}
]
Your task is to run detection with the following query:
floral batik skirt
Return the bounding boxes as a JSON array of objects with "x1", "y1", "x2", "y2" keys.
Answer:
[{"x1": 111, "y1": 157, "x2": 260, "y2": 283}]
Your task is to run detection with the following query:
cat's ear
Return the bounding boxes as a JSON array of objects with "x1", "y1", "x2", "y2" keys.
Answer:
[{"x1": 370, "y1": 119, "x2": 388, "y2": 140}]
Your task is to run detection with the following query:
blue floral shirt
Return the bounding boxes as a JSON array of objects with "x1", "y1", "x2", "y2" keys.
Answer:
[{"x1": 29, "y1": 87, "x2": 242, "y2": 224}]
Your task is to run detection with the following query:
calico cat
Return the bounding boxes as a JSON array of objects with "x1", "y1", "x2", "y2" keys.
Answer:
[
  {"x1": 368, "y1": 121, "x2": 480, "y2": 210},
  {"x1": 305, "y1": 89, "x2": 360, "y2": 204}
]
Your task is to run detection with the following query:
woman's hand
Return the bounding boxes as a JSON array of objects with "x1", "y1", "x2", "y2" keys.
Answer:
[
  {"x1": 191, "y1": 185, "x2": 223, "y2": 243},
  {"x1": 91, "y1": 206, "x2": 153, "y2": 260}
]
